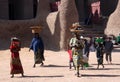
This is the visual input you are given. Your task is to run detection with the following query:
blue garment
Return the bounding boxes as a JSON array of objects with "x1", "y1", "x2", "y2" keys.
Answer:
[
  {"x1": 83, "y1": 40, "x2": 90, "y2": 57},
  {"x1": 83, "y1": 42, "x2": 90, "y2": 55},
  {"x1": 104, "y1": 41, "x2": 113, "y2": 53},
  {"x1": 30, "y1": 37, "x2": 44, "y2": 53}
]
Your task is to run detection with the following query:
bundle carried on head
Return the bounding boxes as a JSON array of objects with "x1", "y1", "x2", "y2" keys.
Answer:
[
  {"x1": 30, "y1": 26, "x2": 42, "y2": 34},
  {"x1": 11, "y1": 37, "x2": 19, "y2": 42},
  {"x1": 11, "y1": 37, "x2": 21, "y2": 50},
  {"x1": 69, "y1": 22, "x2": 83, "y2": 33}
]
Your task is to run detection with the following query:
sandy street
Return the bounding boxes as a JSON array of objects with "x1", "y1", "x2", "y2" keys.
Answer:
[{"x1": 0, "y1": 48, "x2": 120, "y2": 82}]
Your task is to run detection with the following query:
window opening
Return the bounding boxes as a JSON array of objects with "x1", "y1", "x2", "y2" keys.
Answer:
[{"x1": 49, "y1": 0, "x2": 61, "y2": 12}]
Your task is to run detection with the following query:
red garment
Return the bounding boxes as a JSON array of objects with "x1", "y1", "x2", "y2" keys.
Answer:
[
  {"x1": 10, "y1": 41, "x2": 23, "y2": 74},
  {"x1": 67, "y1": 50, "x2": 73, "y2": 61},
  {"x1": 91, "y1": 1, "x2": 100, "y2": 24},
  {"x1": 91, "y1": 1, "x2": 100, "y2": 15}
]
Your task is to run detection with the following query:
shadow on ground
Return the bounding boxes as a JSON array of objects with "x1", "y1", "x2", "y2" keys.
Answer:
[
  {"x1": 43, "y1": 64, "x2": 69, "y2": 68},
  {"x1": 82, "y1": 74, "x2": 120, "y2": 77},
  {"x1": 92, "y1": 63, "x2": 120, "y2": 66},
  {"x1": 15, "y1": 75, "x2": 64, "y2": 78},
  {"x1": 87, "y1": 67, "x2": 120, "y2": 70}
]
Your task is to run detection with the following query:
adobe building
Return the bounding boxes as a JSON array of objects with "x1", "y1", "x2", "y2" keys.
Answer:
[{"x1": 0, "y1": 0, "x2": 119, "y2": 50}]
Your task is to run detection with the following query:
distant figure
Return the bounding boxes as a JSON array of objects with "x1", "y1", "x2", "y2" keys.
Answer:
[
  {"x1": 89, "y1": 37, "x2": 96, "y2": 52},
  {"x1": 96, "y1": 43, "x2": 104, "y2": 69},
  {"x1": 83, "y1": 39, "x2": 90, "y2": 58},
  {"x1": 29, "y1": 33, "x2": 45, "y2": 67},
  {"x1": 92, "y1": 10, "x2": 100, "y2": 24},
  {"x1": 83, "y1": 39, "x2": 90, "y2": 68},
  {"x1": 10, "y1": 37, "x2": 24, "y2": 78},
  {"x1": 104, "y1": 37, "x2": 113, "y2": 64}
]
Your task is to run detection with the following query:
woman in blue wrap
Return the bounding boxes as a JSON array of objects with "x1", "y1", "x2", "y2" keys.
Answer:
[{"x1": 29, "y1": 33, "x2": 45, "y2": 67}]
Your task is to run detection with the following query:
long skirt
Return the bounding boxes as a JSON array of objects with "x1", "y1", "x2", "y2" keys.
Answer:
[
  {"x1": 34, "y1": 49, "x2": 44, "y2": 64},
  {"x1": 73, "y1": 49, "x2": 83, "y2": 67},
  {"x1": 10, "y1": 52, "x2": 24, "y2": 74}
]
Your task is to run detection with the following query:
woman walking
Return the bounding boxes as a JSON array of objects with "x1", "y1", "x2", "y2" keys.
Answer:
[
  {"x1": 10, "y1": 37, "x2": 24, "y2": 78},
  {"x1": 104, "y1": 37, "x2": 113, "y2": 64},
  {"x1": 69, "y1": 33, "x2": 84, "y2": 77},
  {"x1": 29, "y1": 33, "x2": 45, "y2": 67},
  {"x1": 96, "y1": 43, "x2": 104, "y2": 69}
]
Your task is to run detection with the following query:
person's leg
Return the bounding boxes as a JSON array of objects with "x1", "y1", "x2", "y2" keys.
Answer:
[
  {"x1": 73, "y1": 61, "x2": 76, "y2": 70},
  {"x1": 97, "y1": 59, "x2": 100, "y2": 69},
  {"x1": 40, "y1": 61, "x2": 44, "y2": 66},
  {"x1": 76, "y1": 66, "x2": 80, "y2": 77},
  {"x1": 106, "y1": 53, "x2": 109, "y2": 63},
  {"x1": 11, "y1": 74, "x2": 14, "y2": 78},
  {"x1": 33, "y1": 64, "x2": 36, "y2": 68},
  {"x1": 81, "y1": 62, "x2": 84, "y2": 70},
  {"x1": 21, "y1": 73, "x2": 24, "y2": 77},
  {"x1": 109, "y1": 53, "x2": 112, "y2": 64},
  {"x1": 101, "y1": 57, "x2": 104, "y2": 68},
  {"x1": 97, "y1": 64, "x2": 99, "y2": 69},
  {"x1": 102, "y1": 64, "x2": 104, "y2": 68},
  {"x1": 33, "y1": 53, "x2": 36, "y2": 67},
  {"x1": 69, "y1": 60, "x2": 72, "y2": 69}
]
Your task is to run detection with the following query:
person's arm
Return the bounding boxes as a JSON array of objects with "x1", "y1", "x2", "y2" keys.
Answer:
[
  {"x1": 69, "y1": 38, "x2": 72, "y2": 47},
  {"x1": 111, "y1": 42, "x2": 114, "y2": 50},
  {"x1": 29, "y1": 38, "x2": 35, "y2": 51}
]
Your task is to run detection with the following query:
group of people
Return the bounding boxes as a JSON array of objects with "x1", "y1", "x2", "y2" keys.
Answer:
[
  {"x1": 68, "y1": 33, "x2": 114, "y2": 77},
  {"x1": 10, "y1": 33, "x2": 45, "y2": 78},
  {"x1": 9, "y1": 31, "x2": 114, "y2": 78},
  {"x1": 95, "y1": 37, "x2": 113, "y2": 67}
]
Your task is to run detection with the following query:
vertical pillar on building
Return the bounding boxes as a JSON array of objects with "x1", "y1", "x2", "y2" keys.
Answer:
[
  {"x1": 33, "y1": 0, "x2": 38, "y2": 18},
  {"x1": 59, "y1": 0, "x2": 78, "y2": 50},
  {"x1": 75, "y1": 0, "x2": 86, "y2": 24},
  {"x1": 9, "y1": 0, "x2": 24, "y2": 20}
]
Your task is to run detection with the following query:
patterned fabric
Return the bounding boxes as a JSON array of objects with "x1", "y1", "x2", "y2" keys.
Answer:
[
  {"x1": 69, "y1": 36, "x2": 84, "y2": 69},
  {"x1": 34, "y1": 49, "x2": 43, "y2": 64},
  {"x1": 73, "y1": 49, "x2": 83, "y2": 67},
  {"x1": 10, "y1": 41, "x2": 23, "y2": 74}
]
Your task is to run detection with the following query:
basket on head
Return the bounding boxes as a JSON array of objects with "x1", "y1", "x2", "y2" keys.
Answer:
[
  {"x1": 30, "y1": 26, "x2": 42, "y2": 33},
  {"x1": 69, "y1": 22, "x2": 83, "y2": 33}
]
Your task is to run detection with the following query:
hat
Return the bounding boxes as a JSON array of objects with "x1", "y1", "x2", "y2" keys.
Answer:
[{"x1": 72, "y1": 22, "x2": 80, "y2": 27}]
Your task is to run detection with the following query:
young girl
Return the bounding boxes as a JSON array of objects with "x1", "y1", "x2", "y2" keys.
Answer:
[{"x1": 96, "y1": 43, "x2": 104, "y2": 69}]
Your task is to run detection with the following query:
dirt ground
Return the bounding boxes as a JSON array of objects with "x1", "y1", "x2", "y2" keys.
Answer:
[{"x1": 0, "y1": 47, "x2": 120, "y2": 82}]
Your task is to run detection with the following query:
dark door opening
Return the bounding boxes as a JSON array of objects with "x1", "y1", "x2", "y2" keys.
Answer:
[
  {"x1": 9, "y1": 0, "x2": 23, "y2": 20},
  {"x1": 33, "y1": 0, "x2": 38, "y2": 18},
  {"x1": 75, "y1": 0, "x2": 91, "y2": 25}
]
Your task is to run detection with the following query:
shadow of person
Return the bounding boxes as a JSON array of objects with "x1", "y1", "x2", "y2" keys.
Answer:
[
  {"x1": 17, "y1": 75, "x2": 64, "y2": 78},
  {"x1": 82, "y1": 74, "x2": 120, "y2": 77},
  {"x1": 43, "y1": 64, "x2": 69, "y2": 68}
]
